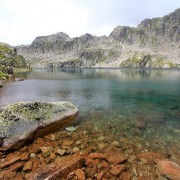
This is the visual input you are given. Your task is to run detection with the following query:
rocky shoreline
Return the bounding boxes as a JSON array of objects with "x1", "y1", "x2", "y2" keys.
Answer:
[{"x1": 0, "y1": 101, "x2": 180, "y2": 179}]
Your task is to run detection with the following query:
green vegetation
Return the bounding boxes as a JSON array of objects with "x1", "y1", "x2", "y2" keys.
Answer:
[
  {"x1": 119, "y1": 51, "x2": 177, "y2": 68},
  {"x1": 0, "y1": 44, "x2": 30, "y2": 80}
]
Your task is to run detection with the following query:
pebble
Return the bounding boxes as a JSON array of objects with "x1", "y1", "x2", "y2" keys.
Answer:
[
  {"x1": 20, "y1": 152, "x2": 29, "y2": 161},
  {"x1": 112, "y1": 141, "x2": 120, "y2": 147},
  {"x1": 56, "y1": 149, "x2": 66, "y2": 156},
  {"x1": 72, "y1": 147, "x2": 80, "y2": 153},
  {"x1": 22, "y1": 161, "x2": 33, "y2": 172},
  {"x1": 66, "y1": 126, "x2": 77, "y2": 132},
  {"x1": 50, "y1": 134, "x2": 56, "y2": 141},
  {"x1": 110, "y1": 165, "x2": 126, "y2": 176},
  {"x1": 76, "y1": 140, "x2": 81, "y2": 145},
  {"x1": 40, "y1": 146, "x2": 54, "y2": 158},
  {"x1": 30, "y1": 153, "x2": 36, "y2": 158},
  {"x1": 97, "y1": 136, "x2": 105, "y2": 141}
]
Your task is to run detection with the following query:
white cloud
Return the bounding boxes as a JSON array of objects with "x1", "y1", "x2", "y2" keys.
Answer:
[{"x1": 0, "y1": 0, "x2": 179, "y2": 46}]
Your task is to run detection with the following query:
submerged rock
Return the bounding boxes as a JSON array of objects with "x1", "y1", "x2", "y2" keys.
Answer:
[
  {"x1": 0, "y1": 101, "x2": 79, "y2": 152},
  {"x1": 65, "y1": 126, "x2": 78, "y2": 132},
  {"x1": 15, "y1": 78, "x2": 24, "y2": 81},
  {"x1": 157, "y1": 160, "x2": 180, "y2": 180}
]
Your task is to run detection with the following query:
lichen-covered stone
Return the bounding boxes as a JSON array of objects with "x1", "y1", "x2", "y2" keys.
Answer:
[{"x1": 0, "y1": 101, "x2": 79, "y2": 151}]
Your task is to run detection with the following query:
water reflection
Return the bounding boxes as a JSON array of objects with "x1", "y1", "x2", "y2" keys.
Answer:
[{"x1": 0, "y1": 68, "x2": 180, "y2": 154}]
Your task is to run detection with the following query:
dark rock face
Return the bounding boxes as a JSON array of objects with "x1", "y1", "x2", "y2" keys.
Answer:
[
  {"x1": 0, "y1": 102, "x2": 79, "y2": 152},
  {"x1": 16, "y1": 9, "x2": 180, "y2": 68}
]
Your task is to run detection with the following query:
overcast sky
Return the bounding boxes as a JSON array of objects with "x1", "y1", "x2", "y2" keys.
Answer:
[{"x1": 0, "y1": 0, "x2": 179, "y2": 46}]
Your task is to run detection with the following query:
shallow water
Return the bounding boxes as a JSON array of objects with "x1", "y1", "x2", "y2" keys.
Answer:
[{"x1": 0, "y1": 68, "x2": 180, "y2": 156}]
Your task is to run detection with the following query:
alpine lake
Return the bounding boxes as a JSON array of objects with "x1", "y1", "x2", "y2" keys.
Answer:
[{"x1": 0, "y1": 68, "x2": 180, "y2": 178}]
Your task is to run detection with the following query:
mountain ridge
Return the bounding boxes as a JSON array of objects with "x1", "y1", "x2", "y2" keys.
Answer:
[{"x1": 17, "y1": 8, "x2": 180, "y2": 68}]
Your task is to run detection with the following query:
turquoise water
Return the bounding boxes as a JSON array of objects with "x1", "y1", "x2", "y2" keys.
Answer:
[{"x1": 0, "y1": 68, "x2": 180, "y2": 155}]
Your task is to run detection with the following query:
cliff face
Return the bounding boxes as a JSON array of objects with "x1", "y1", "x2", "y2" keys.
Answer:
[{"x1": 17, "y1": 9, "x2": 180, "y2": 68}]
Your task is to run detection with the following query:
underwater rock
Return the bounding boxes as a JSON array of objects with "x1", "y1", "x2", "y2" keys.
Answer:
[
  {"x1": 0, "y1": 101, "x2": 79, "y2": 152},
  {"x1": 0, "y1": 83, "x2": 3, "y2": 88},
  {"x1": 30, "y1": 154, "x2": 85, "y2": 180},
  {"x1": 157, "y1": 160, "x2": 180, "y2": 180},
  {"x1": 15, "y1": 78, "x2": 24, "y2": 81},
  {"x1": 65, "y1": 126, "x2": 78, "y2": 132}
]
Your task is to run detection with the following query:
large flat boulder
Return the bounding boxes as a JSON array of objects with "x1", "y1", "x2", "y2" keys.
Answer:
[{"x1": 0, "y1": 101, "x2": 79, "y2": 152}]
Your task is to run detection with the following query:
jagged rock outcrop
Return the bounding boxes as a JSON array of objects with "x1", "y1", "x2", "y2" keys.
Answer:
[
  {"x1": 0, "y1": 101, "x2": 79, "y2": 152},
  {"x1": 17, "y1": 8, "x2": 180, "y2": 68}
]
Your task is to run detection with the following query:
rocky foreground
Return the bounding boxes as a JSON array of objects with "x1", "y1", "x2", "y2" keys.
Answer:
[
  {"x1": 0, "y1": 123, "x2": 180, "y2": 180},
  {"x1": 17, "y1": 8, "x2": 180, "y2": 68}
]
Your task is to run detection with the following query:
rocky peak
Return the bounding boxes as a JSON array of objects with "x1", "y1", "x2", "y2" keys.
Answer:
[
  {"x1": 78, "y1": 33, "x2": 95, "y2": 44},
  {"x1": 16, "y1": 8, "x2": 180, "y2": 68},
  {"x1": 109, "y1": 26, "x2": 132, "y2": 42},
  {"x1": 31, "y1": 32, "x2": 70, "y2": 48}
]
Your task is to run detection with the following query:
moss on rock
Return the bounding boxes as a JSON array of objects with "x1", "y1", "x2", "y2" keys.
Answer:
[
  {"x1": 0, "y1": 43, "x2": 30, "y2": 79},
  {"x1": 0, "y1": 101, "x2": 79, "y2": 151}
]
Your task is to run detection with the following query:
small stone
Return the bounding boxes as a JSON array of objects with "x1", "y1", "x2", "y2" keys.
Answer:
[
  {"x1": 67, "y1": 169, "x2": 85, "y2": 180},
  {"x1": 72, "y1": 147, "x2": 80, "y2": 153},
  {"x1": 0, "y1": 155, "x2": 21, "y2": 168},
  {"x1": 98, "y1": 143, "x2": 107, "y2": 150},
  {"x1": 110, "y1": 165, "x2": 126, "y2": 176},
  {"x1": 0, "y1": 83, "x2": 3, "y2": 88},
  {"x1": 137, "y1": 151, "x2": 163, "y2": 162},
  {"x1": 76, "y1": 140, "x2": 81, "y2": 145},
  {"x1": 22, "y1": 161, "x2": 33, "y2": 172},
  {"x1": 50, "y1": 134, "x2": 56, "y2": 141},
  {"x1": 66, "y1": 126, "x2": 78, "y2": 132},
  {"x1": 97, "y1": 136, "x2": 105, "y2": 141},
  {"x1": 157, "y1": 160, "x2": 180, "y2": 180},
  {"x1": 50, "y1": 153, "x2": 56, "y2": 160},
  {"x1": 63, "y1": 140, "x2": 74, "y2": 146},
  {"x1": 30, "y1": 153, "x2": 36, "y2": 158},
  {"x1": 56, "y1": 149, "x2": 66, "y2": 156},
  {"x1": 15, "y1": 78, "x2": 24, "y2": 81},
  {"x1": 112, "y1": 141, "x2": 120, "y2": 147},
  {"x1": 10, "y1": 161, "x2": 25, "y2": 171},
  {"x1": 40, "y1": 146, "x2": 54, "y2": 157},
  {"x1": 20, "y1": 152, "x2": 29, "y2": 161},
  {"x1": 107, "y1": 153, "x2": 127, "y2": 165},
  {"x1": 32, "y1": 158, "x2": 40, "y2": 171}
]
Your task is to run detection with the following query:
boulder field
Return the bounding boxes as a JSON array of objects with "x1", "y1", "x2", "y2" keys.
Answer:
[{"x1": 0, "y1": 101, "x2": 79, "y2": 152}]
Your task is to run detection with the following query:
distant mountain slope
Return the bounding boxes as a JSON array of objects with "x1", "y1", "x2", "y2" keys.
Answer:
[
  {"x1": 17, "y1": 8, "x2": 180, "y2": 68},
  {"x1": 0, "y1": 43, "x2": 29, "y2": 79}
]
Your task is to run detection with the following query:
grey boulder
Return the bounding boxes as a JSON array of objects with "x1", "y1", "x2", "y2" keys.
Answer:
[{"x1": 0, "y1": 101, "x2": 79, "y2": 151}]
